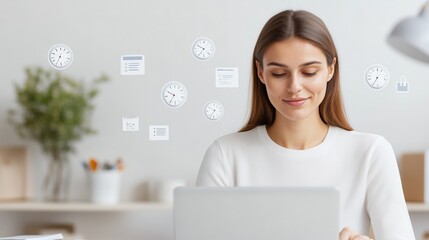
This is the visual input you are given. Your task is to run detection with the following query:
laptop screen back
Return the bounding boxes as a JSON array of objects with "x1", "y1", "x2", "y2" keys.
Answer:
[{"x1": 174, "y1": 187, "x2": 339, "y2": 240}]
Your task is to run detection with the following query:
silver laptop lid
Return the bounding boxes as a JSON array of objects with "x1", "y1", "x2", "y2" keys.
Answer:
[{"x1": 174, "y1": 187, "x2": 339, "y2": 240}]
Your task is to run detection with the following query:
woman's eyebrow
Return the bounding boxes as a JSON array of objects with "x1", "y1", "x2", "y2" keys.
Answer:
[
  {"x1": 266, "y1": 61, "x2": 322, "y2": 68},
  {"x1": 300, "y1": 61, "x2": 322, "y2": 67},
  {"x1": 266, "y1": 62, "x2": 288, "y2": 68}
]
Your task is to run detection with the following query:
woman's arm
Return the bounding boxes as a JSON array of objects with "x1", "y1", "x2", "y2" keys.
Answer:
[
  {"x1": 196, "y1": 141, "x2": 232, "y2": 186},
  {"x1": 365, "y1": 137, "x2": 415, "y2": 240}
]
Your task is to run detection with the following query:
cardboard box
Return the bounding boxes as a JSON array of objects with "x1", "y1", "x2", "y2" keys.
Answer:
[
  {"x1": 400, "y1": 152, "x2": 428, "y2": 202},
  {"x1": 0, "y1": 147, "x2": 27, "y2": 200}
]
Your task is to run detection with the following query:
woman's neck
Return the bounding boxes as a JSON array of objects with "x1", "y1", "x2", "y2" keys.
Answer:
[{"x1": 266, "y1": 115, "x2": 329, "y2": 150}]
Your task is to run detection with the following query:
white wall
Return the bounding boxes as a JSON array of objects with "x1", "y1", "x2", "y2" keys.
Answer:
[{"x1": 1, "y1": 0, "x2": 429, "y2": 239}]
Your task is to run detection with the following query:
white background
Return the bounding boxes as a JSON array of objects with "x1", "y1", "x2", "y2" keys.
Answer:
[{"x1": 1, "y1": 0, "x2": 429, "y2": 239}]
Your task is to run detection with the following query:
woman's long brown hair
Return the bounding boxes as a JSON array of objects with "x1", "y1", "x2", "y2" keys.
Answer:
[{"x1": 240, "y1": 10, "x2": 352, "y2": 132}]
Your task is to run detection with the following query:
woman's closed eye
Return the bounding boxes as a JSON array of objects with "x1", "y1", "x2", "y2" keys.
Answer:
[
  {"x1": 271, "y1": 72, "x2": 288, "y2": 78},
  {"x1": 302, "y1": 71, "x2": 318, "y2": 77}
]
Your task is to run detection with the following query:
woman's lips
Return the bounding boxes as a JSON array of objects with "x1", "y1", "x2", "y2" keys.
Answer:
[{"x1": 283, "y1": 98, "x2": 309, "y2": 107}]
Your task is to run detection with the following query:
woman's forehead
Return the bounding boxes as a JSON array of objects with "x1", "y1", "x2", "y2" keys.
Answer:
[{"x1": 262, "y1": 38, "x2": 327, "y2": 67}]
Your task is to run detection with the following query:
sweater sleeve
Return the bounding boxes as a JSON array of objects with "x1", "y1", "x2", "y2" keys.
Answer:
[
  {"x1": 365, "y1": 137, "x2": 415, "y2": 240},
  {"x1": 196, "y1": 141, "x2": 232, "y2": 187}
]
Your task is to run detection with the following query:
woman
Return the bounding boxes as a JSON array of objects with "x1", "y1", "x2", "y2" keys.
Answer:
[{"x1": 196, "y1": 10, "x2": 415, "y2": 240}]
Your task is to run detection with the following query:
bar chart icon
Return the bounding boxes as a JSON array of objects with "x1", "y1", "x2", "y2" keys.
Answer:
[
  {"x1": 396, "y1": 75, "x2": 409, "y2": 93},
  {"x1": 121, "y1": 55, "x2": 145, "y2": 75}
]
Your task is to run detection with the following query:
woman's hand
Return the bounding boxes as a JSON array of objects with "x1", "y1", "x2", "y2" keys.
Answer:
[{"x1": 339, "y1": 227, "x2": 374, "y2": 240}]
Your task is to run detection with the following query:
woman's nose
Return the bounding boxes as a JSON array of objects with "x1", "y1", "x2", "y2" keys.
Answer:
[{"x1": 287, "y1": 73, "x2": 303, "y2": 93}]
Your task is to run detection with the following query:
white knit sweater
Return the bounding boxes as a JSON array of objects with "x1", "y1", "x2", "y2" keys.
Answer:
[{"x1": 197, "y1": 125, "x2": 415, "y2": 240}]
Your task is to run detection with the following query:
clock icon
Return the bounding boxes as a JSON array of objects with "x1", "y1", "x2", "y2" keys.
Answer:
[
  {"x1": 48, "y1": 44, "x2": 73, "y2": 70},
  {"x1": 191, "y1": 37, "x2": 215, "y2": 61},
  {"x1": 161, "y1": 81, "x2": 187, "y2": 108},
  {"x1": 365, "y1": 64, "x2": 390, "y2": 90},
  {"x1": 204, "y1": 100, "x2": 224, "y2": 121}
]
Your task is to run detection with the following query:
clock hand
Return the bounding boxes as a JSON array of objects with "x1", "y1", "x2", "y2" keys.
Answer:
[
  {"x1": 170, "y1": 93, "x2": 178, "y2": 103},
  {"x1": 373, "y1": 75, "x2": 379, "y2": 85},
  {"x1": 57, "y1": 53, "x2": 62, "y2": 64}
]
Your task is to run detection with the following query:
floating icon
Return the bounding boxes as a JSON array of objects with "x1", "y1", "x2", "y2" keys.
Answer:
[
  {"x1": 396, "y1": 75, "x2": 409, "y2": 93},
  {"x1": 122, "y1": 116, "x2": 139, "y2": 131},
  {"x1": 149, "y1": 125, "x2": 169, "y2": 141},
  {"x1": 121, "y1": 55, "x2": 145, "y2": 75}
]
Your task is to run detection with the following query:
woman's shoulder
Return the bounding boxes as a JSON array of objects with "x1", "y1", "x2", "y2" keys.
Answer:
[
  {"x1": 215, "y1": 126, "x2": 262, "y2": 145},
  {"x1": 330, "y1": 126, "x2": 391, "y2": 148}
]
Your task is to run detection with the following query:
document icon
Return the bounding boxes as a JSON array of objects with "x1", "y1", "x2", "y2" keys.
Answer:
[
  {"x1": 149, "y1": 125, "x2": 169, "y2": 141},
  {"x1": 121, "y1": 55, "x2": 145, "y2": 75},
  {"x1": 216, "y1": 67, "x2": 239, "y2": 88}
]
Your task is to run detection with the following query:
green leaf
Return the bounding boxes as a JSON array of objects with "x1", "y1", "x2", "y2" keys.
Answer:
[{"x1": 8, "y1": 67, "x2": 109, "y2": 158}]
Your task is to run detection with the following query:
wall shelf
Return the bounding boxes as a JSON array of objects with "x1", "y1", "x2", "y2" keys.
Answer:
[
  {"x1": 0, "y1": 201, "x2": 171, "y2": 212},
  {"x1": 0, "y1": 202, "x2": 425, "y2": 213},
  {"x1": 407, "y1": 203, "x2": 429, "y2": 213}
]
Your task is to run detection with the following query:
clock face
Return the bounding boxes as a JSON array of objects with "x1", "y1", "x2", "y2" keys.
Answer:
[
  {"x1": 161, "y1": 81, "x2": 187, "y2": 108},
  {"x1": 48, "y1": 44, "x2": 73, "y2": 70},
  {"x1": 192, "y1": 37, "x2": 215, "y2": 61},
  {"x1": 365, "y1": 64, "x2": 390, "y2": 90},
  {"x1": 204, "y1": 100, "x2": 224, "y2": 121}
]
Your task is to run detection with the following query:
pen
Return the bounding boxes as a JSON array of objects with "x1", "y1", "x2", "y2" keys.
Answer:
[
  {"x1": 116, "y1": 158, "x2": 124, "y2": 172},
  {"x1": 82, "y1": 161, "x2": 89, "y2": 171},
  {"x1": 89, "y1": 158, "x2": 98, "y2": 172},
  {"x1": 102, "y1": 161, "x2": 115, "y2": 170}
]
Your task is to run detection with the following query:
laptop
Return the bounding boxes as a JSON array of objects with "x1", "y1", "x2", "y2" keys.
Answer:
[{"x1": 173, "y1": 187, "x2": 339, "y2": 240}]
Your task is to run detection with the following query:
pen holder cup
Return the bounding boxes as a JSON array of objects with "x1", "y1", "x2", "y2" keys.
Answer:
[{"x1": 89, "y1": 171, "x2": 121, "y2": 204}]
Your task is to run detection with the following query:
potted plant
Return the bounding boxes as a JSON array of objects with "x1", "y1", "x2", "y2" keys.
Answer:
[{"x1": 8, "y1": 67, "x2": 108, "y2": 201}]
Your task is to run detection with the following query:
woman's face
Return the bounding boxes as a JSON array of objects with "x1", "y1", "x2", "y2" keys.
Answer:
[{"x1": 256, "y1": 37, "x2": 335, "y2": 123}]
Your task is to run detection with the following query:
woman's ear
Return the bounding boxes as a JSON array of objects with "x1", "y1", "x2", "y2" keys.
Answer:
[
  {"x1": 256, "y1": 61, "x2": 265, "y2": 84},
  {"x1": 327, "y1": 57, "x2": 336, "y2": 82}
]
